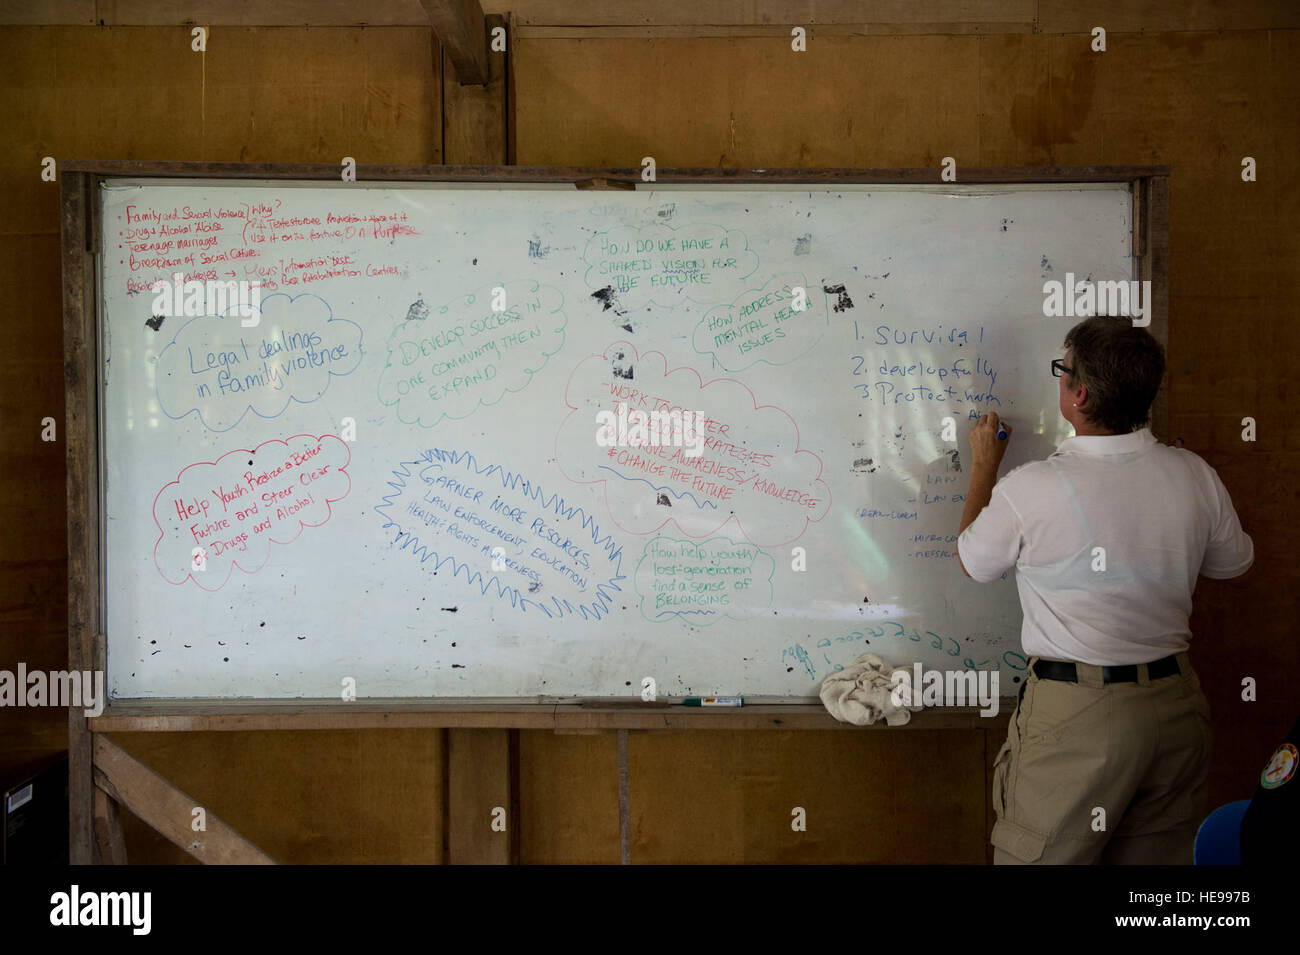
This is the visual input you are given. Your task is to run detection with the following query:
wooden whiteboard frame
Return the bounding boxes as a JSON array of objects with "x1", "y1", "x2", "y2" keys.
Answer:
[
  {"x1": 61, "y1": 162, "x2": 1169, "y2": 863},
  {"x1": 63, "y1": 162, "x2": 1168, "y2": 727}
]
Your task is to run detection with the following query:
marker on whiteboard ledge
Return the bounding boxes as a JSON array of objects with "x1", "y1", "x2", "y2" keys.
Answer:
[{"x1": 683, "y1": 696, "x2": 743, "y2": 707}]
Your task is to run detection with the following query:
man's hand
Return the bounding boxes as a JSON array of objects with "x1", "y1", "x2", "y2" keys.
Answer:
[
  {"x1": 969, "y1": 412, "x2": 1012, "y2": 472},
  {"x1": 958, "y1": 414, "x2": 1016, "y2": 578}
]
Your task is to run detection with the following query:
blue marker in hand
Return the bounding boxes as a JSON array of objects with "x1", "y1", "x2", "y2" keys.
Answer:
[{"x1": 996, "y1": 425, "x2": 1008, "y2": 441}]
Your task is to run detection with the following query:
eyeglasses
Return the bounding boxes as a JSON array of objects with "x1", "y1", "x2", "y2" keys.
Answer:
[{"x1": 1051, "y1": 359, "x2": 1074, "y2": 378}]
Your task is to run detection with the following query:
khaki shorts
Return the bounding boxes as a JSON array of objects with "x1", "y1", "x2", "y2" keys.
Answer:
[{"x1": 991, "y1": 651, "x2": 1212, "y2": 865}]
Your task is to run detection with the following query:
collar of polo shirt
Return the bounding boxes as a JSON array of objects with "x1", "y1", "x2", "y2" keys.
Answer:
[{"x1": 1056, "y1": 427, "x2": 1157, "y2": 455}]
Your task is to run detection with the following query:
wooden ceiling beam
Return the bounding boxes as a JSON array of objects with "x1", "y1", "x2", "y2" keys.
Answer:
[{"x1": 421, "y1": 0, "x2": 490, "y2": 86}]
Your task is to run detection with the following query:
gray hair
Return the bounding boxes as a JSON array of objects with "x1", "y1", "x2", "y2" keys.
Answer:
[{"x1": 1063, "y1": 316, "x2": 1165, "y2": 433}]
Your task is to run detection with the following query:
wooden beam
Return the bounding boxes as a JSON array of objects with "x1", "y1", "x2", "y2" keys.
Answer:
[
  {"x1": 92, "y1": 736, "x2": 276, "y2": 864},
  {"x1": 553, "y1": 704, "x2": 1013, "y2": 732},
  {"x1": 90, "y1": 702, "x2": 562, "y2": 732},
  {"x1": 87, "y1": 701, "x2": 1012, "y2": 732},
  {"x1": 1144, "y1": 176, "x2": 1170, "y2": 444},
  {"x1": 422, "y1": 0, "x2": 490, "y2": 86},
  {"x1": 575, "y1": 178, "x2": 637, "y2": 190},
  {"x1": 439, "y1": 38, "x2": 510, "y2": 877},
  {"x1": 58, "y1": 159, "x2": 1171, "y2": 183},
  {"x1": 92, "y1": 786, "x2": 128, "y2": 865},
  {"x1": 7, "y1": 1, "x2": 1297, "y2": 31},
  {"x1": 446, "y1": 729, "x2": 512, "y2": 863},
  {"x1": 512, "y1": 24, "x2": 1035, "y2": 38},
  {"x1": 443, "y1": 12, "x2": 509, "y2": 163},
  {"x1": 507, "y1": 729, "x2": 521, "y2": 865},
  {"x1": 62, "y1": 170, "x2": 94, "y2": 866},
  {"x1": 617, "y1": 729, "x2": 630, "y2": 865}
]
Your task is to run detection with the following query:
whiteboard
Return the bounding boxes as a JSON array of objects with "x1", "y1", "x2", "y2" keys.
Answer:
[{"x1": 98, "y1": 178, "x2": 1134, "y2": 700}]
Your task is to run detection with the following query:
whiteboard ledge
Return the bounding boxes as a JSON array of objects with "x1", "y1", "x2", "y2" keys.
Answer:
[{"x1": 88, "y1": 701, "x2": 1012, "y2": 733}]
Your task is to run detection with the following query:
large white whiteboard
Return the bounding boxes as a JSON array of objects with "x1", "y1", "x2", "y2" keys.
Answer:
[{"x1": 98, "y1": 178, "x2": 1134, "y2": 700}]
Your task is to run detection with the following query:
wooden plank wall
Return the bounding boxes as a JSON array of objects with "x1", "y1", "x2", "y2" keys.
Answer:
[{"x1": 2, "y1": 3, "x2": 1295, "y2": 863}]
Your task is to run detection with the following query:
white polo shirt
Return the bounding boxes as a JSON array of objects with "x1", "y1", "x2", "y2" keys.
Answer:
[{"x1": 957, "y1": 428, "x2": 1254, "y2": 665}]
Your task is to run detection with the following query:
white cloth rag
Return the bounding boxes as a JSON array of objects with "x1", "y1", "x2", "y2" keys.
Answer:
[{"x1": 819, "y1": 652, "x2": 923, "y2": 726}]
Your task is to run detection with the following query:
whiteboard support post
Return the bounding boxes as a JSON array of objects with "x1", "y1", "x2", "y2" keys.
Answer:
[
  {"x1": 63, "y1": 169, "x2": 96, "y2": 865},
  {"x1": 617, "y1": 729, "x2": 631, "y2": 865}
]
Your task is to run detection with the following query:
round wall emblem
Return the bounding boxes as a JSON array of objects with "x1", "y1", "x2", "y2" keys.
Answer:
[{"x1": 1261, "y1": 742, "x2": 1298, "y2": 790}]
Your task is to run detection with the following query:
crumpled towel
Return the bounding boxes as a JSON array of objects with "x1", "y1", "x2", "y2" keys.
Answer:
[{"x1": 819, "y1": 653, "x2": 924, "y2": 726}]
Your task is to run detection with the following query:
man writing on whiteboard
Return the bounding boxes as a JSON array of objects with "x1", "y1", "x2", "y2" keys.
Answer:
[{"x1": 955, "y1": 315, "x2": 1254, "y2": 864}]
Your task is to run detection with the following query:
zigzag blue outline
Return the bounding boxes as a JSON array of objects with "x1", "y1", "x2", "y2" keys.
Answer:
[{"x1": 373, "y1": 448, "x2": 627, "y2": 621}]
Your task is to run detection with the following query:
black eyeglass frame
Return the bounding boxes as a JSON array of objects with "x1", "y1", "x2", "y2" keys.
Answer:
[{"x1": 1051, "y1": 359, "x2": 1074, "y2": 378}]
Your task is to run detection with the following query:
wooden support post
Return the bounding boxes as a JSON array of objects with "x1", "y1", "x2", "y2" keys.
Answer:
[
  {"x1": 617, "y1": 729, "x2": 630, "y2": 865},
  {"x1": 422, "y1": 0, "x2": 490, "y2": 86},
  {"x1": 443, "y1": 13, "x2": 509, "y2": 163},
  {"x1": 62, "y1": 170, "x2": 95, "y2": 865},
  {"x1": 93, "y1": 736, "x2": 275, "y2": 864},
  {"x1": 446, "y1": 729, "x2": 512, "y2": 863},
  {"x1": 439, "y1": 1, "x2": 513, "y2": 866},
  {"x1": 93, "y1": 787, "x2": 128, "y2": 865}
]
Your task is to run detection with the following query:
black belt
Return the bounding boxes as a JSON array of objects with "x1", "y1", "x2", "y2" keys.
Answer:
[{"x1": 1032, "y1": 654, "x2": 1181, "y2": 684}]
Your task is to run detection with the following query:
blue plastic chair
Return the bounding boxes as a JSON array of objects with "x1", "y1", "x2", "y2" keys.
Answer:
[{"x1": 1193, "y1": 799, "x2": 1251, "y2": 864}]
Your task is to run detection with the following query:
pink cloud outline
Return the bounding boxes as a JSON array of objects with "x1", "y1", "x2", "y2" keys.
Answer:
[
  {"x1": 151, "y1": 433, "x2": 353, "y2": 591},
  {"x1": 555, "y1": 340, "x2": 830, "y2": 548}
]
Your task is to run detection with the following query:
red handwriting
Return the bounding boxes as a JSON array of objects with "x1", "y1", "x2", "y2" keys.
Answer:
[
  {"x1": 152, "y1": 434, "x2": 352, "y2": 591},
  {"x1": 117, "y1": 200, "x2": 420, "y2": 296}
]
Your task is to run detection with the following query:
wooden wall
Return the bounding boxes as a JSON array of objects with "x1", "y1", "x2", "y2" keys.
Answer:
[{"x1": 2, "y1": 2, "x2": 1296, "y2": 863}]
